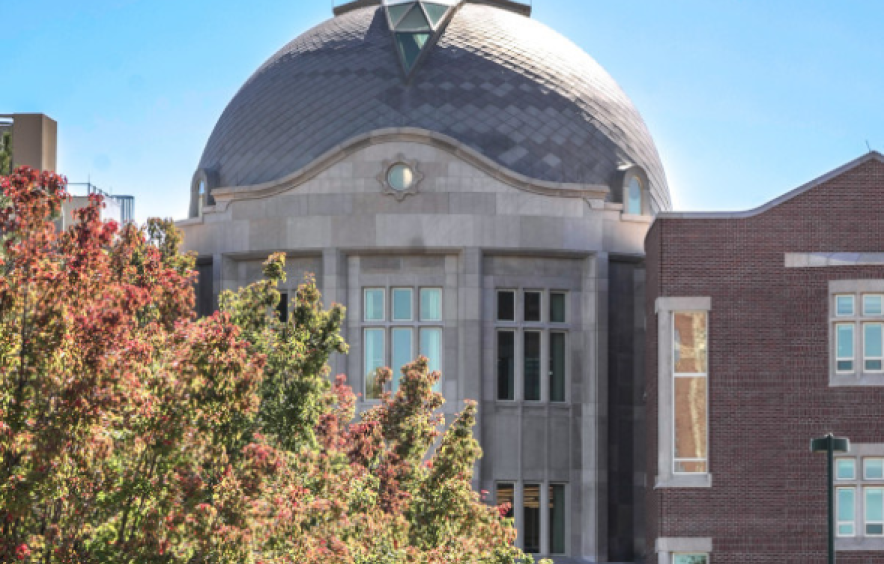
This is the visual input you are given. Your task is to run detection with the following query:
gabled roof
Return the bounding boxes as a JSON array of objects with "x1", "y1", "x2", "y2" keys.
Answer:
[{"x1": 658, "y1": 151, "x2": 884, "y2": 220}]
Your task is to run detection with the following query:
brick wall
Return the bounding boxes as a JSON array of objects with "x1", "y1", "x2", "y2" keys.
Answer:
[{"x1": 645, "y1": 156, "x2": 884, "y2": 563}]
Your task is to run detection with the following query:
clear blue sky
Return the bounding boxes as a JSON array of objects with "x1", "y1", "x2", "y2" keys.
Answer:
[{"x1": 4, "y1": 0, "x2": 883, "y2": 223}]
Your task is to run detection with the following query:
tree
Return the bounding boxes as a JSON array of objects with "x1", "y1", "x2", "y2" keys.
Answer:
[{"x1": 0, "y1": 166, "x2": 541, "y2": 564}]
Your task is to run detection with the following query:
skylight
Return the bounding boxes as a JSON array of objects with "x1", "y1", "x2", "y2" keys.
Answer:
[{"x1": 383, "y1": 0, "x2": 462, "y2": 79}]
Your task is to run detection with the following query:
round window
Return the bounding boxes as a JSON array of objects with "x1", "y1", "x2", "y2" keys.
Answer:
[{"x1": 387, "y1": 163, "x2": 414, "y2": 191}]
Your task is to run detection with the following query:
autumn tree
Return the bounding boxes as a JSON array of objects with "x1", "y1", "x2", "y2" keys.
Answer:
[{"x1": 0, "y1": 167, "x2": 540, "y2": 564}]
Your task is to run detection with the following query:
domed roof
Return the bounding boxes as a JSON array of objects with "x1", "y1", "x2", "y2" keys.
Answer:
[{"x1": 198, "y1": 1, "x2": 671, "y2": 211}]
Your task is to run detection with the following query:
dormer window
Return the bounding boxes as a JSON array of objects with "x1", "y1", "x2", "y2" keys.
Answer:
[
  {"x1": 626, "y1": 176, "x2": 642, "y2": 215},
  {"x1": 198, "y1": 180, "x2": 206, "y2": 217}
]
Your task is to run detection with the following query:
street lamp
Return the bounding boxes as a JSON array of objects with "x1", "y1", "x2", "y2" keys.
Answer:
[{"x1": 811, "y1": 434, "x2": 850, "y2": 564}]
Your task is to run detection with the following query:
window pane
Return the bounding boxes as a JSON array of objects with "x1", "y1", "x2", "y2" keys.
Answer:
[
  {"x1": 498, "y1": 291, "x2": 515, "y2": 321},
  {"x1": 673, "y1": 555, "x2": 708, "y2": 564},
  {"x1": 523, "y1": 484, "x2": 541, "y2": 554},
  {"x1": 420, "y1": 328, "x2": 442, "y2": 393},
  {"x1": 524, "y1": 331, "x2": 541, "y2": 401},
  {"x1": 364, "y1": 329, "x2": 385, "y2": 400},
  {"x1": 837, "y1": 459, "x2": 856, "y2": 480},
  {"x1": 392, "y1": 288, "x2": 413, "y2": 321},
  {"x1": 838, "y1": 487, "x2": 855, "y2": 537},
  {"x1": 525, "y1": 291, "x2": 542, "y2": 322},
  {"x1": 866, "y1": 459, "x2": 884, "y2": 480},
  {"x1": 674, "y1": 376, "x2": 707, "y2": 473},
  {"x1": 837, "y1": 295, "x2": 855, "y2": 316},
  {"x1": 626, "y1": 177, "x2": 642, "y2": 215},
  {"x1": 865, "y1": 295, "x2": 884, "y2": 316},
  {"x1": 420, "y1": 288, "x2": 442, "y2": 321},
  {"x1": 422, "y1": 2, "x2": 449, "y2": 26},
  {"x1": 277, "y1": 292, "x2": 289, "y2": 324},
  {"x1": 365, "y1": 289, "x2": 385, "y2": 321},
  {"x1": 549, "y1": 484, "x2": 566, "y2": 554},
  {"x1": 391, "y1": 328, "x2": 413, "y2": 392},
  {"x1": 396, "y1": 3, "x2": 431, "y2": 31},
  {"x1": 551, "y1": 292, "x2": 566, "y2": 323},
  {"x1": 867, "y1": 488, "x2": 884, "y2": 535},
  {"x1": 394, "y1": 32, "x2": 430, "y2": 72},
  {"x1": 674, "y1": 312, "x2": 707, "y2": 374},
  {"x1": 865, "y1": 323, "x2": 883, "y2": 371},
  {"x1": 497, "y1": 331, "x2": 515, "y2": 400},
  {"x1": 496, "y1": 483, "x2": 514, "y2": 520},
  {"x1": 550, "y1": 332, "x2": 566, "y2": 402},
  {"x1": 837, "y1": 324, "x2": 855, "y2": 372},
  {"x1": 387, "y1": 2, "x2": 414, "y2": 26}
]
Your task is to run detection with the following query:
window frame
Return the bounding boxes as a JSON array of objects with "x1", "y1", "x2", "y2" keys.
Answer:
[
  {"x1": 864, "y1": 322, "x2": 884, "y2": 373},
  {"x1": 838, "y1": 486, "x2": 857, "y2": 538},
  {"x1": 866, "y1": 487, "x2": 884, "y2": 537},
  {"x1": 364, "y1": 288, "x2": 386, "y2": 322},
  {"x1": 833, "y1": 444, "x2": 884, "y2": 550},
  {"x1": 672, "y1": 311, "x2": 709, "y2": 476},
  {"x1": 655, "y1": 297, "x2": 712, "y2": 489},
  {"x1": 494, "y1": 289, "x2": 570, "y2": 403},
  {"x1": 391, "y1": 287, "x2": 414, "y2": 322},
  {"x1": 493, "y1": 481, "x2": 569, "y2": 557},
  {"x1": 829, "y1": 281, "x2": 884, "y2": 386}
]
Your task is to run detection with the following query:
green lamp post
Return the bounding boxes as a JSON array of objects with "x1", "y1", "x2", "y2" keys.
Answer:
[{"x1": 811, "y1": 434, "x2": 850, "y2": 564}]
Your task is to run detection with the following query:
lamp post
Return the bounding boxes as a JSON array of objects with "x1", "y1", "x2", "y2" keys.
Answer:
[{"x1": 811, "y1": 434, "x2": 850, "y2": 564}]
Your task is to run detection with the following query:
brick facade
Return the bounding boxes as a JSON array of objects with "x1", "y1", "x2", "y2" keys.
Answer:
[{"x1": 645, "y1": 154, "x2": 884, "y2": 563}]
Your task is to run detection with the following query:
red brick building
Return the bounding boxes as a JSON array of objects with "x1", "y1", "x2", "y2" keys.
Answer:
[{"x1": 645, "y1": 152, "x2": 884, "y2": 564}]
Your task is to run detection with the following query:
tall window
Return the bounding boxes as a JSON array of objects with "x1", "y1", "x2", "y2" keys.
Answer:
[
  {"x1": 833, "y1": 452, "x2": 884, "y2": 542},
  {"x1": 673, "y1": 311, "x2": 708, "y2": 474},
  {"x1": 625, "y1": 176, "x2": 642, "y2": 215},
  {"x1": 496, "y1": 482, "x2": 567, "y2": 556},
  {"x1": 363, "y1": 287, "x2": 443, "y2": 399},
  {"x1": 495, "y1": 290, "x2": 569, "y2": 402}
]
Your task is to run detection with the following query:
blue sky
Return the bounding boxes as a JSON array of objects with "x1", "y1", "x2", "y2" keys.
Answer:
[{"x1": 4, "y1": 0, "x2": 883, "y2": 223}]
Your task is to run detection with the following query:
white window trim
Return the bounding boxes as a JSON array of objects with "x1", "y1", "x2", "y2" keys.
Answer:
[
  {"x1": 655, "y1": 537, "x2": 712, "y2": 564},
  {"x1": 829, "y1": 280, "x2": 884, "y2": 386},
  {"x1": 835, "y1": 443, "x2": 884, "y2": 551},
  {"x1": 655, "y1": 297, "x2": 712, "y2": 489}
]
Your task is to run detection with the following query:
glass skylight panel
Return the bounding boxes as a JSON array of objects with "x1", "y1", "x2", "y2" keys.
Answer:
[
  {"x1": 395, "y1": 32, "x2": 430, "y2": 73},
  {"x1": 397, "y1": 5, "x2": 431, "y2": 32},
  {"x1": 422, "y1": 2, "x2": 450, "y2": 26},
  {"x1": 387, "y1": 2, "x2": 414, "y2": 27}
]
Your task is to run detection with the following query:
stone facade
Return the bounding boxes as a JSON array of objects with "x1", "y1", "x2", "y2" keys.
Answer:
[{"x1": 645, "y1": 152, "x2": 884, "y2": 563}]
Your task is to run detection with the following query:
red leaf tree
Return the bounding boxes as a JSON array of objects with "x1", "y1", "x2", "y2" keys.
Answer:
[{"x1": 0, "y1": 168, "x2": 543, "y2": 563}]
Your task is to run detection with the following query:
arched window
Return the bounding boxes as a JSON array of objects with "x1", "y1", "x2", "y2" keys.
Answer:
[
  {"x1": 198, "y1": 180, "x2": 206, "y2": 217},
  {"x1": 626, "y1": 176, "x2": 642, "y2": 215}
]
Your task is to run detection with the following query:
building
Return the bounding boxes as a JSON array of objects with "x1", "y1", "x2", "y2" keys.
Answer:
[
  {"x1": 645, "y1": 152, "x2": 884, "y2": 564},
  {"x1": 177, "y1": 0, "x2": 670, "y2": 561},
  {"x1": 0, "y1": 113, "x2": 58, "y2": 173}
]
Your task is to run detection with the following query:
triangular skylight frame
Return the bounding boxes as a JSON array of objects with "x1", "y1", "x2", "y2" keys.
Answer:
[{"x1": 382, "y1": 0, "x2": 463, "y2": 82}]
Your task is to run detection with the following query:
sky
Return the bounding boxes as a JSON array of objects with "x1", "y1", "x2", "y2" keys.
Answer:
[{"x1": 4, "y1": 0, "x2": 884, "y2": 223}]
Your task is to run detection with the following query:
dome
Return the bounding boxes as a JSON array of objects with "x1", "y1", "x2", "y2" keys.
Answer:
[{"x1": 197, "y1": 0, "x2": 671, "y2": 211}]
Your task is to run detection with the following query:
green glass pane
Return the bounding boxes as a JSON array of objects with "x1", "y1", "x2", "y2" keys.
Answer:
[
  {"x1": 420, "y1": 288, "x2": 442, "y2": 321},
  {"x1": 391, "y1": 328, "x2": 413, "y2": 392},
  {"x1": 497, "y1": 331, "x2": 514, "y2": 400},
  {"x1": 550, "y1": 332, "x2": 566, "y2": 402},
  {"x1": 396, "y1": 4, "x2": 431, "y2": 31},
  {"x1": 392, "y1": 288, "x2": 413, "y2": 321},
  {"x1": 866, "y1": 324, "x2": 883, "y2": 357},
  {"x1": 551, "y1": 292, "x2": 566, "y2": 323},
  {"x1": 838, "y1": 488, "x2": 855, "y2": 522},
  {"x1": 364, "y1": 329, "x2": 385, "y2": 400},
  {"x1": 395, "y1": 32, "x2": 430, "y2": 73},
  {"x1": 837, "y1": 459, "x2": 856, "y2": 480},
  {"x1": 867, "y1": 489, "x2": 884, "y2": 522},
  {"x1": 524, "y1": 331, "x2": 541, "y2": 401},
  {"x1": 865, "y1": 295, "x2": 883, "y2": 315},
  {"x1": 867, "y1": 459, "x2": 884, "y2": 479},
  {"x1": 549, "y1": 484, "x2": 566, "y2": 554},
  {"x1": 365, "y1": 289, "x2": 385, "y2": 321},
  {"x1": 673, "y1": 556, "x2": 708, "y2": 564},
  {"x1": 837, "y1": 324, "x2": 854, "y2": 358},
  {"x1": 421, "y1": 2, "x2": 450, "y2": 26},
  {"x1": 387, "y1": 3, "x2": 414, "y2": 27},
  {"x1": 420, "y1": 328, "x2": 442, "y2": 393},
  {"x1": 837, "y1": 295, "x2": 855, "y2": 316}
]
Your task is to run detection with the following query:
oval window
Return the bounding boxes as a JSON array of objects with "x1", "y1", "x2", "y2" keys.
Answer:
[
  {"x1": 387, "y1": 163, "x2": 414, "y2": 191},
  {"x1": 626, "y1": 177, "x2": 642, "y2": 215}
]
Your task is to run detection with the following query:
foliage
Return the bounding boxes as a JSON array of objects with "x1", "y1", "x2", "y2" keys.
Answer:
[{"x1": 0, "y1": 166, "x2": 540, "y2": 564}]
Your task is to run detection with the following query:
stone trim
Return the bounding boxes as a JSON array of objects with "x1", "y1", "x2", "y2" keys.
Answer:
[
  {"x1": 206, "y1": 128, "x2": 610, "y2": 211},
  {"x1": 787, "y1": 253, "x2": 884, "y2": 268},
  {"x1": 655, "y1": 297, "x2": 713, "y2": 489},
  {"x1": 655, "y1": 537, "x2": 713, "y2": 564}
]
